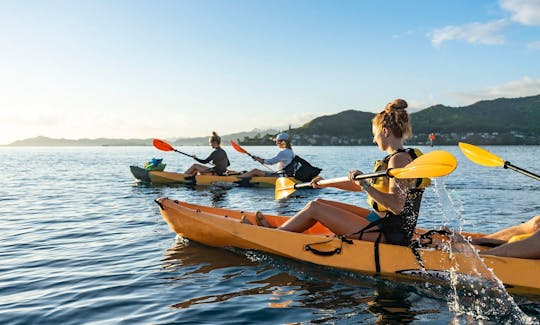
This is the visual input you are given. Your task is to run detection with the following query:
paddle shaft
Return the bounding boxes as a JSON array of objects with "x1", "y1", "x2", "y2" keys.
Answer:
[
  {"x1": 253, "y1": 158, "x2": 277, "y2": 173},
  {"x1": 505, "y1": 162, "x2": 540, "y2": 181},
  {"x1": 289, "y1": 170, "x2": 388, "y2": 190},
  {"x1": 231, "y1": 142, "x2": 276, "y2": 173},
  {"x1": 173, "y1": 149, "x2": 195, "y2": 159}
]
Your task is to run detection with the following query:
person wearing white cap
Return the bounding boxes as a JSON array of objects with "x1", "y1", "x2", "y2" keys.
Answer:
[{"x1": 238, "y1": 133, "x2": 295, "y2": 178}]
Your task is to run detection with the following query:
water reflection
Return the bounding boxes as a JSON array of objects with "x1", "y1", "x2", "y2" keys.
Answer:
[
  {"x1": 205, "y1": 185, "x2": 230, "y2": 205},
  {"x1": 367, "y1": 287, "x2": 442, "y2": 324},
  {"x1": 160, "y1": 241, "x2": 447, "y2": 323},
  {"x1": 132, "y1": 181, "x2": 231, "y2": 205}
]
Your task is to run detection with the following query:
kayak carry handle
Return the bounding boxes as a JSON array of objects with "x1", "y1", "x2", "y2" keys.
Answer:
[{"x1": 304, "y1": 236, "x2": 353, "y2": 256}]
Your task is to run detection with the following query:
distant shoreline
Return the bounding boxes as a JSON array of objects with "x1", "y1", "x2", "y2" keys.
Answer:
[{"x1": 3, "y1": 143, "x2": 539, "y2": 147}]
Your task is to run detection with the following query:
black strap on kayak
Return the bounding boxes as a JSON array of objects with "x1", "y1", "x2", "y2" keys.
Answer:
[
  {"x1": 304, "y1": 236, "x2": 353, "y2": 256},
  {"x1": 409, "y1": 229, "x2": 453, "y2": 269},
  {"x1": 350, "y1": 218, "x2": 385, "y2": 272},
  {"x1": 350, "y1": 218, "x2": 383, "y2": 239},
  {"x1": 415, "y1": 229, "x2": 452, "y2": 246}
]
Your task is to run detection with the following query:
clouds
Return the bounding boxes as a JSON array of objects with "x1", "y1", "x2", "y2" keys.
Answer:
[
  {"x1": 429, "y1": 0, "x2": 540, "y2": 47},
  {"x1": 501, "y1": 0, "x2": 540, "y2": 26},
  {"x1": 449, "y1": 77, "x2": 540, "y2": 105},
  {"x1": 429, "y1": 20, "x2": 507, "y2": 47},
  {"x1": 527, "y1": 40, "x2": 540, "y2": 49}
]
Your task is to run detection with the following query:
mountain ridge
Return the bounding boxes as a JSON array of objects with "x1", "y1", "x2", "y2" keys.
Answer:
[{"x1": 6, "y1": 94, "x2": 540, "y2": 146}]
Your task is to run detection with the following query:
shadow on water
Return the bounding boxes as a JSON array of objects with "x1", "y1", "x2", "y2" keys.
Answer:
[
  {"x1": 160, "y1": 239, "x2": 453, "y2": 324},
  {"x1": 131, "y1": 181, "x2": 232, "y2": 205}
]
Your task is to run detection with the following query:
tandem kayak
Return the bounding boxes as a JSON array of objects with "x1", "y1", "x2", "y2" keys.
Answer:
[
  {"x1": 155, "y1": 198, "x2": 540, "y2": 294},
  {"x1": 130, "y1": 166, "x2": 300, "y2": 187}
]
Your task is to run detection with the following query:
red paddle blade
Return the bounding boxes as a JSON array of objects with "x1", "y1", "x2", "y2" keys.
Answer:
[
  {"x1": 230, "y1": 140, "x2": 248, "y2": 154},
  {"x1": 153, "y1": 139, "x2": 174, "y2": 152}
]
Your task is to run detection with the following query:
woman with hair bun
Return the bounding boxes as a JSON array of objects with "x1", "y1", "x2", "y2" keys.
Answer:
[
  {"x1": 185, "y1": 131, "x2": 230, "y2": 176},
  {"x1": 249, "y1": 99, "x2": 431, "y2": 247}
]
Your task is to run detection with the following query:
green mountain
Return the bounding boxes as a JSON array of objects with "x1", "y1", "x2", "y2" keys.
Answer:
[
  {"x1": 412, "y1": 96, "x2": 540, "y2": 134},
  {"x1": 240, "y1": 94, "x2": 540, "y2": 145}
]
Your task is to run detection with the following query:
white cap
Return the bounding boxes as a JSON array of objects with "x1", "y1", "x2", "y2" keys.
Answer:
[{"x1": 275, "y1": 133, "x2": 289, "y2": 141}]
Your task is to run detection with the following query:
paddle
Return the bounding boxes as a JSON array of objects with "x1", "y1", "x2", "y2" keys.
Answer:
[
  {"x1": 458, "y1": 142, "x2": 540, "y2": 181},
  {"x1": 230, "y1": 140, "x2": 276, "y2": 173},
  {"x1": 275, "y1": 150, "x2": 458, "y2": 200},
  {"x1": 153, "y1": 139, "x2": 195, "y2": 158}
]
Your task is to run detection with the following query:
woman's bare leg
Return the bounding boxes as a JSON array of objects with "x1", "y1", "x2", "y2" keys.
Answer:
[
  {"x1": 185, "y1": 164, "x2": 211, "y2": 175},
  {"x1": 313, "y1": 198, "x2": 371, "y2": 217},
  {"x1": 239, "y1": 169, "x2": 266, "y2": 178},
  {"x1": 481, "y1": 230, "x2": 540, "y2": 259},
  {"x1": 277, "y1": 199, "x2": 380, "y2": 241},
  {"x1": 483, "y1": 215, "x2": 540, "y2": 241}
]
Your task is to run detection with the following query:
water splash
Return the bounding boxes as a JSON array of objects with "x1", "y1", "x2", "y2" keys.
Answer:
[{"x1": 433, "y1": 178, "x2": 537, "y2": 324}]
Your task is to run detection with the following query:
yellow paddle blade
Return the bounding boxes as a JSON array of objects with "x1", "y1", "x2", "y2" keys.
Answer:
[
  {"x1": 275, "y1": 177, "x2": 298, "y2": 200},
  {"x1": 458, "y1": 142, "x2": 504, "y2": 167},
  {"x1": 389, "y1": 150, "x2": 457, "y2": 179}
]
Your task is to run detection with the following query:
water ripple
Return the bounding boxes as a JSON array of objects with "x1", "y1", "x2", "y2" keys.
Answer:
[{"x1": 0, "y1": 146, "x2": 538, "y2": 324}]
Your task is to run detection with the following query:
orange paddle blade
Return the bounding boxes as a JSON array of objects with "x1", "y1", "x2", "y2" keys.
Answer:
[
  {"x1": 230, "y1": 140, "x2": 248, "y2": 154},
  {"x1": 153, "y1": 139, "x2": 174, "y2": 152}
]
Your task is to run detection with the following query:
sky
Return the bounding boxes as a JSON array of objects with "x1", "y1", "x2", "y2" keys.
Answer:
[{"x1": 1, "y1": 0, "x2": 539, "y2": 145}]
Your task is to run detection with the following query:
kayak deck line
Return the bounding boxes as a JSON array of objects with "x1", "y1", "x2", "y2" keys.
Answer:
[
  {"x1": 156, "y1": 197, "x2": 540, "y2": 294},
  {"x1": 130, "y1": 166, "x2": 301, "y2": 187}
]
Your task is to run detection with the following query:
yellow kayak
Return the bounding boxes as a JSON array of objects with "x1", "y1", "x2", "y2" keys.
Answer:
[
  {"x1": 156, "y1": 198, "x2": 540, "y2": 294},
  {"x1": 130, "y1": 166, "x2": 298, "y2": 187}
]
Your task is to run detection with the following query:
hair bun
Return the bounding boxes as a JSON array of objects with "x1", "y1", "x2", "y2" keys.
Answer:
[{"x1": 385, "y1": 99, "x2": 408, "y2": 113}]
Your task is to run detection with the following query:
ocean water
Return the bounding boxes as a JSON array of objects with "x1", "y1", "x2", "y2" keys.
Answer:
[{"x1": 0, "y1": 145, "x2": 539, "y2": 324}]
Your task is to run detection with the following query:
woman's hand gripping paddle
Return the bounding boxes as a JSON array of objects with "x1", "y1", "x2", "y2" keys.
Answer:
[
  {"x1": 153, "y1": 139, "x2": 196, "y2": 159},
  {"x1": 275, "y1": 150, "x2": 458, "y2": 200},
  {"x1": 230, "y1": 140, "x2": 276, "y2": 173},
  {"x1": 458, "y1": 142, "x2": 540, "y2": 181}
]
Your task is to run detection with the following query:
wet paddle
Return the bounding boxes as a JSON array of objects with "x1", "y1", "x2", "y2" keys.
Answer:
[
  {"x1": 230, "y1": 140, "x2": 276, "y2": 173},
  {"x1": 275, "y1": 150, "x2": 458, "y2": 200},
  {"x1": 153, "y1": 139, "x2": 195, "y2": 158},
  {"x1": 458, "y1": 142, "x2": 540, "y2": 181}
]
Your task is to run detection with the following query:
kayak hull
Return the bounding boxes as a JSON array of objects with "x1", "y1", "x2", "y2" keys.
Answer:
[
  {"x1": 129, "y1": 166, "x2": 151, "y2": 183},
  {"x1": 157, "y1": 198, "x2": 540, "y2": 294},
  {"x1": 131, "y1": 168, "x2": 298, "y2": 187}
]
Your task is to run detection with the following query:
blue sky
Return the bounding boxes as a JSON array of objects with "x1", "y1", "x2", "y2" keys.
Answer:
[{"x1": 1, "y1": 0, "x2": 539, "y2": 144}]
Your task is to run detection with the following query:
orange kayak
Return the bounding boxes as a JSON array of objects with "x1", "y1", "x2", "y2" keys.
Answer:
[{"x1": 156, "y1": 198, "x2": 540, "y2": 294}]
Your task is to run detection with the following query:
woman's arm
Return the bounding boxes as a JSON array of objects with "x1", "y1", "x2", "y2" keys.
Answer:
[
  {"x1": 195, "y1": 151, "x2": 215, "y2": 164},
  {"x1": 362, "y1": 153, "x2": 412, "y2": 215},
  {"x1": 264, "y1": 150, "x2": 292, "y2": 165}
]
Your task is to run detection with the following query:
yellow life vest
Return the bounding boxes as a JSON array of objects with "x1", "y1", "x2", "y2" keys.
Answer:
[
  {"x1": 508, "y1": 232, "x2": 534, "y2": 243},
  {"x1": 367, "y1": 148, "x2": 431, "y2": 212}
]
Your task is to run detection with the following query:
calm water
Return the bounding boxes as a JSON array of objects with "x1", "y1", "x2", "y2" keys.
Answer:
[{"x1": 1, "y1": 145, "x2": 539, "y2": 324}]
